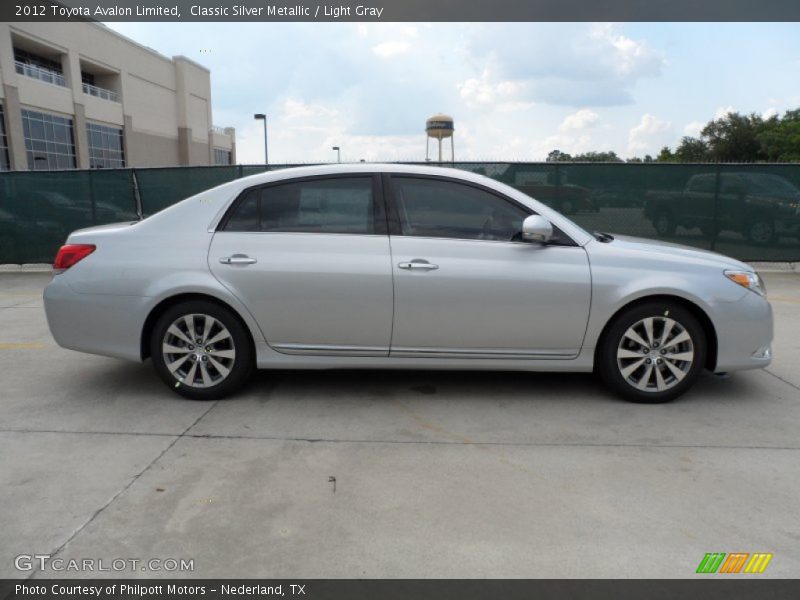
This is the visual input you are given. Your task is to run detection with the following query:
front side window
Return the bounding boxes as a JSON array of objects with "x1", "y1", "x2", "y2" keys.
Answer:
[
  {"x1": 223, "y1": 177, "x2": 376, "y2": 235},
  {"x1": 22, "y1": 109, "x2": 76, "y2": 170},
  {"x1": 391, "y1": 177, "x2": 526, "y2": 242},
  {"x1": 86, "y1": 122, "x2": 125, "y2": 169}
]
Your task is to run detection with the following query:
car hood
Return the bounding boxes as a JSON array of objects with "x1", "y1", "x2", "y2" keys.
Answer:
[{"x1": 601, "y1": 234, "x2": 753, "y2": 271}]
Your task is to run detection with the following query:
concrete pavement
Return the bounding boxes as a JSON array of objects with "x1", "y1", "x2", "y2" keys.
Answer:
[{"x1": 1, "y1": 271, "x2": 798, "y2": 578}]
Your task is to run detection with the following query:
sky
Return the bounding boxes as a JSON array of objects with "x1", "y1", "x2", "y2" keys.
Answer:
[{"x1": 106, "y1": 21, "x2": 800, "y2": 164}]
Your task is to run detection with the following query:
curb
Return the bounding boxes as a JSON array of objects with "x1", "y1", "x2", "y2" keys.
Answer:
[
  {"x1": 0, "y1": 264, "x2": 53, "y2": 273},
  {"x1": 749, "y1": 262, "x2": 798, "y2": 273}
]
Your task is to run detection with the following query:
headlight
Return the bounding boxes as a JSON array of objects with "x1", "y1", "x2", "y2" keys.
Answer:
[{"x1": 724, "y1": 270, "x2": 767, "y2": 297}]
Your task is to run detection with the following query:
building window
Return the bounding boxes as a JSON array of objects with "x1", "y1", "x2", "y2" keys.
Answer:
[
  {"x1": 14, "y1": 48, "x2": 66, "y2": 87},
  {"x1": 86, "y1": 122, "x2": 125, "y2": 169},
  {"x1": 0, "y1": 105, "x2": 10, "y2": 171},
  {"x1": 214, "y1": 148, "x2": 232, "y2": 165},
  {"x1": 22, "y1": 109, "x2": 76, "y2": 170}
]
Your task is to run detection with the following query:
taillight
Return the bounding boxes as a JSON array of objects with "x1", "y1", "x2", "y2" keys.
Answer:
[{"x1": 53, "y1": 244, "x2": 96, "y2": 273}]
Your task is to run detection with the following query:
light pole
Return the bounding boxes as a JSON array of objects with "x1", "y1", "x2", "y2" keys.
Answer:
[
  {"x1": 332, "y1": 146, "x2": 340, "y2": 163},
  {"x1": 253, "y1": 113, "x2": 268, "y2": 165}
]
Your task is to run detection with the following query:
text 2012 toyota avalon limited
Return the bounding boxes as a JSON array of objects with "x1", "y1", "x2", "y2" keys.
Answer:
[{"x1": 43, "y1": 164, "x2": 773, "y2": 403}]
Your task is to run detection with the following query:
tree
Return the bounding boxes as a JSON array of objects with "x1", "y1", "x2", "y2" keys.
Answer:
[
  {"x1": 758, "y1": 109, "x2": 800, "y2": 162},
  {"x1": 546, "y1": 149, "x2": 572, "y2": 162},
  {"x1": 656, "y1": 146, "x2": 675, "y2": 162},
  {"x1": 545, "y1": 108, "x2": 800, "y2": 163},
  {"x1": 571, "y1": 151, "x2": 623, "y2": 162},
  {"x1": 673, "y1": 136, "x2": 710, "y2": 162},
  {"x1": 701, "y1": 112, "x2": 767, "y2": 162}
]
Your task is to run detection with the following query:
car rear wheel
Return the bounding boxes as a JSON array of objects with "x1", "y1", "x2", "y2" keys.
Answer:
[
  {"x1": 597, "y1": 301, "x2": 706, "y2": 403},
  {"x1": 150, "y1": 300, "x2": 254, "y2": 400}
]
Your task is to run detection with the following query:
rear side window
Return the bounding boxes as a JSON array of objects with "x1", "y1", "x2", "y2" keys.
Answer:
[
  {"x1": 225, "y1": 188, "x2": 260, "y2": 232},
  {"x1": 222, "y1": 177, "x2": 375, "y2": 234}
]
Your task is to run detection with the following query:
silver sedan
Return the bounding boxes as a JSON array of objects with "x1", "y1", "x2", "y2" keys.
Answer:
[{"x1": 44, "y1": 164, "x2": 773, "y2": 402}]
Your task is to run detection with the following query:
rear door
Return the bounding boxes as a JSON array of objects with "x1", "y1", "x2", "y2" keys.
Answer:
[{"x1": 209, "y1": 175, "x2": 393, "y2": 356}]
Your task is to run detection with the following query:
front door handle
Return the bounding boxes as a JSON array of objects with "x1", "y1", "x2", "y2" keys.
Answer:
[
  {"x1": 398, "y1": 260, "x2": 439, "y2": 271},
  {"x1": 220, "y1": 254, "x2": 257, "y2": 265}
]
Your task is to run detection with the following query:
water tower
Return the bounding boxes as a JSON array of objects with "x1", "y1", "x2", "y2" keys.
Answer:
[{"x1": 426, "y1": 114, "x2": 455, "y2": 162}]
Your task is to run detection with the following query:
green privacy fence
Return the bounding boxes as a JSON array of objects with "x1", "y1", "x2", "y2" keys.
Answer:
[{"x1": 1, "y1": 162, "x2": 799, "y2": 264}]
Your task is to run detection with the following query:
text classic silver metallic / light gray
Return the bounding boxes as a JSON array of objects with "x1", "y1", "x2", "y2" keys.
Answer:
[{"x1": 43, "y1": 164, "x2": 773, "y2": 402}]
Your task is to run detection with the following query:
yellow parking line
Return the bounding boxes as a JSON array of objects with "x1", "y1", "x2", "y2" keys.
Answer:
[
  {"x1": 0, "y1": 292, "x2": 40, "y2": 297},
  {"x1": 0, "y1": 342, "x2": 47, "y2": 349}
]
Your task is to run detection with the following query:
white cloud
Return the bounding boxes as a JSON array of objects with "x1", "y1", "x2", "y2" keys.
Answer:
[
  {"x1": 628, "y1": 114, "x2": 673, "y2": 156},
  {"x1": 372, "y1": 41, "x2": 411, "y2": 57},
  {"x1": 560, "y1": 109, "x2": 599, "y2": 131},
  {"x1": 714, "y1": 105, "x2": 737, "y2": 120},
  {"x1": 589, "y1": 23, "x2": 664, "y2": 79},
  {"x1": 762, "y1": 107, "x2": 779, "y2": 119},
  {"x1": 683, "y1": 121, "x2": 704, "y2": 137},
  {"x1": 281, "y1": 98, "x2": 338, "y2": 120},
  {"x1": 458, "y1": 68, "x2": 531, "y2": 111},
  {"x1": 466, "y1": 23, "x2": 665, "y2": 107}
]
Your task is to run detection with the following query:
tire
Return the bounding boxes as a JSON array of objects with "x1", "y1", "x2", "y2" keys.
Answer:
[
  {"x1": 652, "y1": 211, "x2": 676, "y2": 237},
  {"x1": 150, "y1": 300, "x2": 254, "y2": 400},
  {"x1": 597, "y1": 301, "x2": 707, "y2": 403},
  {"x1": 745, "y1": 218, "x2": 777, "y2": 246}
]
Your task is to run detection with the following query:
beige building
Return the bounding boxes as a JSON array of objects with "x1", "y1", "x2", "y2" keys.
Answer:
[{"x1": 0, "y1": 21, "x2": 235, "y2": 171}]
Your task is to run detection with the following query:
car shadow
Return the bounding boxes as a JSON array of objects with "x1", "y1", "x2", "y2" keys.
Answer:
[{"x1": 70, "y1": 360, "x2": 768, "y2": 409}]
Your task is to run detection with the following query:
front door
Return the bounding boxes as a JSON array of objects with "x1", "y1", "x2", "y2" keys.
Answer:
[
  {"x1": 209, "y1": 175, "x2": 393, "y2": 356},
  {"x1": 387, "y1": 175, "x2": 591, "y2": 358}
]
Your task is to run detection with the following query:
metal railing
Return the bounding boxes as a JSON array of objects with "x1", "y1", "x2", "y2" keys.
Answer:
[
  {"x1": 82, "y1": 82, "x2": 119, "y2": 102},
  {"x1": 15, "y1": 61, "x2": 66, "y2": 87},
  {"x1": 210, "y1": 125, "x2": 229, "y2": 135}
]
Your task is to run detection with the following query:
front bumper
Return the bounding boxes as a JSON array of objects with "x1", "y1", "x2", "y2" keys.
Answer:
[{"x1": 712, "y1": 289, "x2": 773, "y2": 372}]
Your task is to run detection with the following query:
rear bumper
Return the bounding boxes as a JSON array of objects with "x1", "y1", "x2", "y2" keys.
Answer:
[{"x1": 44, "y1": 275, "x2": 147, "y2": 362}]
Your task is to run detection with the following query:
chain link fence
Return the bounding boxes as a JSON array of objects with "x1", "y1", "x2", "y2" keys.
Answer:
[{"x1": 1, "y1": 162, "x2": 799, "y2": 264}]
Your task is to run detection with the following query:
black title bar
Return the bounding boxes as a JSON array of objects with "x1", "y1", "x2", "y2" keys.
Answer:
[
  {"x1": 3, "y1": 579, "x2": 800, "y2": 600},
  {"x1": 3, "y1": 0, "x2": 800, "y2": 22}
]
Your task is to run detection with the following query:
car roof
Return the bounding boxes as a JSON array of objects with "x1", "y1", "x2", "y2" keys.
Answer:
[{"x1": 232, "y1": 162, "x2": 492, "y2": 186}]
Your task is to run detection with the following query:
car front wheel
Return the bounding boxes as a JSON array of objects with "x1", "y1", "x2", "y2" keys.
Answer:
[
  {"x1": 150, "y1": 300, "x2": 254, "y2": 400},
  {"x1": 597, "y1": 301, "x2": 707, "y2": 403}
]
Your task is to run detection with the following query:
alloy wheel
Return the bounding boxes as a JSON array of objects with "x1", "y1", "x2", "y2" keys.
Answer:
[
  {"x1": 616, "y1": 316, "x2": 694, "y2": 392},
  {"x1": 161, "y1": 313, "x2": 236, "y2": 388}
]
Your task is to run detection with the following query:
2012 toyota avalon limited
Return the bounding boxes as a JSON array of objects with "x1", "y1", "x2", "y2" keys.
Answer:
[{"x1": 43, "y1": 164, "x2": 773, "y2": 403}]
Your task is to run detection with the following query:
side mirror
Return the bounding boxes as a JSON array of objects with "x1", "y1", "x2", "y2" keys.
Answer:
[{"x1": 521, "y1": 215, "x2": 553, "y2": 244}]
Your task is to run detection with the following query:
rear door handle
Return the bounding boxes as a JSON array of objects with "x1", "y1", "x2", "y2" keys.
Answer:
[
  {"x1": 398, "y1": 260, "x2": 439, "y2": 271},
  {"x1": 220, "y1": 254, "x2": 257, "y2": 265}
]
